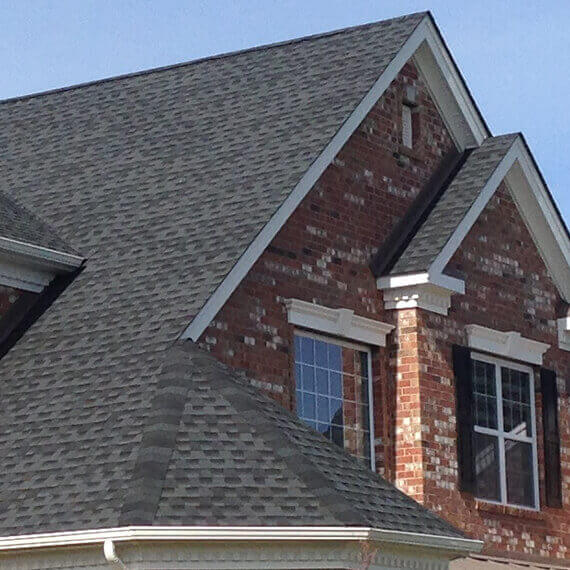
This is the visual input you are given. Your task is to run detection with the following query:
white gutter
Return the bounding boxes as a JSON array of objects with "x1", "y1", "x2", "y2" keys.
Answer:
[
  {"x1": 0, "y1": 235, "x2": 84, "y2": 273},
  {"x1": 0, "y1": 526, "x2": 482, "y2": 554}
]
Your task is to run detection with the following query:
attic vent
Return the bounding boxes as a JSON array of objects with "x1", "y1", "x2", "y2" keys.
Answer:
[{"x1": 402, "y1": 104, "x2": 413, "y2": 148}]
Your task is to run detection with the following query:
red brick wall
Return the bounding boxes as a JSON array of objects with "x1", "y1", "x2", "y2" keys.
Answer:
[
  {"x1": 198, "y1": 59, "x2": 456, "y2": 481},
  {"x1": 197, "y1": 58, "x2": 570, "y2": 561},
  {"x1": 0, "y1": 285, "x2": 21, "y2": 319},
  {"x1": 415, "y1": 183, "x2": 570, "y2": 560}
]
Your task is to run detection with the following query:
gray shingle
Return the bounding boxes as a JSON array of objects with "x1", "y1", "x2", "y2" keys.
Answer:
[
  {"x1": 146, "y1": 342, "x2": 464, "y2": 537},
  {"x1": 0, "y1": 189, "x2": 78, "y2": 254},
  {"x1": 0, "y1": 14, "x2": 429, "y2": 535},
  {"x1": 389, "y1": 134, "x2": 518, "y2": 275}
]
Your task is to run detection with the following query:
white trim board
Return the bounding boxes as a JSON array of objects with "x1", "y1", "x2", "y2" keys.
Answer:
[
  {"x1": 287, "y1": 298, "x2": 394, "y2": 346},
  {"x1": 0, "y1": 525, "x2": 482, "y2": 554},
  {"x1": 181, "y1": 14, "x2": 489, "y2": 342},
  {"x1": 0, "y1": 236, "x2": 84, "y2": 292},
  {"x1": 466, "y1": 324, "x2": 550, "y2": 366}
]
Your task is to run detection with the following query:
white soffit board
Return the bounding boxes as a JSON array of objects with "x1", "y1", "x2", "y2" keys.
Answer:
[
  {"x1": 466, "y1": 324, "x2": 550, "y2": 365},
  {"x1": 286, "y1": 298, "x2": 394, "y2": 346},
  {"x1": 181, "y1": 15, "x2": 489, "y2": 342}
]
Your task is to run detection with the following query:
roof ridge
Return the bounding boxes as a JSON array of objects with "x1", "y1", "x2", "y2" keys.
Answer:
[{"x1": 0, "y1": 11, "x2": 427, "y2": 106}]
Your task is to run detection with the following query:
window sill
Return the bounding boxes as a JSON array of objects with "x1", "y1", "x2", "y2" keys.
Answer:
[{"x1": 474, "y1": 500, "x2": 545, "y2": 520}]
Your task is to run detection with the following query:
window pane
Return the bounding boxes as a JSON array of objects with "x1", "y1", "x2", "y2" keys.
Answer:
[
  {"x1": 293, "y1": 335, "x2": 371, "y2": 464},
  {"x1": 472, "y1": 360, "x2": 497, "y2": 429},
  {"x1": 474, "y1": 432, "x2": 501, "y2": 502},
  {"x1": 502, "y1": 368, "x2": 532, "y2": 438},
  {"x1": 328, "y1": 344, "x2": 342, "y2": 371},
  {"x1": 299, "y1": 336, "x2": 314, "y2": 364},
  {"x1": 315, "y1": 340, "x2": 328, "y2": 368},
  {"x1": 505, "y1": 440, "x2": 535, "y2": 507}
]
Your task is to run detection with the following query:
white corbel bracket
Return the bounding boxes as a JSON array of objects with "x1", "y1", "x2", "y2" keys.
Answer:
[
  {"x1": 285, "y1": 298, "x2": 394, "y2": 347},
  {"x1": 558, "y1": 317, "x2": 570, "y2": 351},
  {"x1": 377, "y1": 272, "x2": 464, "y2": 316}
]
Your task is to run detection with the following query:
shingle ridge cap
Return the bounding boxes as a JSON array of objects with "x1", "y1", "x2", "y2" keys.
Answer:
[{"x1": 0, "y1": 11, "x2": 427, "y2": 106}]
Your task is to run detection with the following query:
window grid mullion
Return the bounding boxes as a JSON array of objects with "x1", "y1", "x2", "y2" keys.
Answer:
[{"x1": 496, "y1": 363, "x2": 508, "y2": 505}]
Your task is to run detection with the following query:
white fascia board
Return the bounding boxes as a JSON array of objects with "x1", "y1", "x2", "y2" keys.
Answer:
[
  {"x1": 181, "y1": 15, "x2": 489, "y2": 342},
  {"x1": 286, "y1": 298, "x2": 394, "y2": 346},
  {"x1": 0, "y1": 237, "x2": 83, "y2": 292},
  {"x1": 466, "y1": 324, "x2": 550, "y2": 366},
  {"x1": 0, "y1": 526, "x2": 482, "y2": 555},
  {"x1": 0, "y1": 236, "x2": 83, "y2": 272},
  {"x1": 421, "y1": 18, "x2": 488, "y2": 146},
  {"x1": 0, "y1": 238, "x2": 83, "y2": 293}
]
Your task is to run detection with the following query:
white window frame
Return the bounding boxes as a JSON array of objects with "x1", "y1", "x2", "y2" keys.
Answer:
[
  {"x1": 294, "y1": 329, "x2": 375, "y2": 470},
  {"x1": 471, "y1": 352, "x2": 540, "y2": 510}
]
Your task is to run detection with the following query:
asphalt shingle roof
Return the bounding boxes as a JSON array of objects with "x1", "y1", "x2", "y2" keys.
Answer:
[
  {"x1": 389, "y1": 134, "x2": 518, "y2": 275},
  {"x1": 0, "y1": 13, "x2": 456, "y2": 536},
  {"x1": 0, "y1": 189, "x2": 78, "y2": 254},
  {"x1": 125, "y1": 342, "x2": 463, "y2": 536}
]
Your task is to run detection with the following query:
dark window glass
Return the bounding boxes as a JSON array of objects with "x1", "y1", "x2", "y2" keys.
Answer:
[
  {"x1": 502, "y1": 367, "x2": 532, "y2": 437},
  {"x1": 472, "y1": 360, "x2": 497, "y2": 429},
  {"x1": 505, "y1": 440, "x2": 535, "y2": 507},
  {"x1": 474, "y1": 432, "x2": 501, "y2": 502}
]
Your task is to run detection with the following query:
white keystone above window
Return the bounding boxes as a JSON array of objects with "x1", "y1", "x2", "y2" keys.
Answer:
[
  {"x1": 285, "y1": 298, "x2": 394, "y2": 347},
  {"x1": 558, "y1": 317, "x2": 570, "y2": 351},
  {"x1": 466, "y1": 324, "x2": 550, "y2": 366}
]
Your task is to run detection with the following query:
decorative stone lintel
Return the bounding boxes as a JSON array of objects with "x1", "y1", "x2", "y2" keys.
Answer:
[
  {"x1": 466, "y1": 324, "x2": 550, "y2": 366},
  {"x1": 381, "y1": 283, "x2": 453, "y2": 316},
  {"x1": 285, "y1": 298, "x2": 394, "y2": 347},
  {"x1": 558, "y1": 317, "x2": 570, "y2": 351}
]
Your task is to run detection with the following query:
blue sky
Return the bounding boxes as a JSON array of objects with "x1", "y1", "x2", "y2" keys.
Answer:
[{"x1": 2, "y1": 0, "x2": 568, "y2": 224}]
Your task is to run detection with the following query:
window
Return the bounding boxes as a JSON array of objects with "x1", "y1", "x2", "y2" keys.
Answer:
[
  {"x1": 294, "y1": 333, "x2": 373, "y2": 465},
  {"x1": 471, "y1": 354, "x2": 539, "y2": 509}
]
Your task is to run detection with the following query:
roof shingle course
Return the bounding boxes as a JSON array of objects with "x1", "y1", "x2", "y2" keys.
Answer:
[{"x1": 0, "y1": 13, "x2": 431, "y2": 535}]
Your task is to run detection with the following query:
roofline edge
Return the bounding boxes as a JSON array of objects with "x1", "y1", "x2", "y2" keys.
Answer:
[
  {"x1": 0, "y1": 236, "x2": 84, "y2": 273},
  {"x1": 0, "y1": 525, "x2": 482, "y2": 554},
  {"x1": 181, "y1": 12, "x2": 488, "y2": 343}
]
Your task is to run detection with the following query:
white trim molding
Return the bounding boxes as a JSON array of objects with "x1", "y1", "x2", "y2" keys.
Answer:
[
  {"x1": 377, "y1": 271, "x2": 464, "y2": 315},
  {"x1": 0, "y1": 236, "x2": 84, "y2": 292},
  {"x1": 558, "y1": 317, "x2": 570, "y2": 351},
  {"x1": 0, "y1": 525, "x2": 482, "y2": 554},
  {"x1": 286, "y1": 298, "x2": 394, "y2": 346},
  {"x1": 466, "y1": 324, "x2": 550, "y2": 366},
  {"x1": 181, "y1": 13, "x2": 488, "y2": 342}
]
